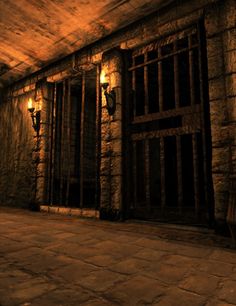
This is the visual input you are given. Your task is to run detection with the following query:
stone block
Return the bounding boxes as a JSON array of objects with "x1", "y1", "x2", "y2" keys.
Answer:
[
  {"x1": 227, "y1": 97, "x2": 236, "y2": 122},
  {"x1": 212, "y1": 147, "x2": 230, "y2": 172},
  {"x1": 224, "y1": 50, "x2": 236, "y2": 74},
  {"x1": 217, "y1": 280, "x2": 236, "y2": 304},
  {"x1": 206, "y1": 35, "x2": 222, "y2": 58},
  {"x1": 212, "y1": 173, "x2": 230, "y2": 192},
  {"x1": 111, "y1": 138, "x2": 122, "y2": 155},
  {"x1": 110, "y1": 72, "x2": 122, "y2": 88},
  {"x1": 223, "y1": 28, "x2": 236, "y2": 51},
  {"x1": 211, "y1": 125, "x2": 229, "y2": 146},
  {"x1": 179, "y1": 272, "x2": 220, "y2": 296},
  {"x1": 226, "y1": 73, "x2": 236, "y2": 97},
  {"x1": 110, "y1": 120, "x2": 122, "y2": 139},
  {"x1": 100, "y1": 157, "x2": 110, "y2": 176},
  {"x1": 207, "y1": 54, "x2": 224, "y2": 79},
  {"x1": 214, "y1": 191, "x2": 229, "y2": 220},
  {"x1": 205, "y1": 6, "x2": 220, "y2": 37},
  {"x1": 208, "y1": 78, "x2": 225, "y2": 101}
]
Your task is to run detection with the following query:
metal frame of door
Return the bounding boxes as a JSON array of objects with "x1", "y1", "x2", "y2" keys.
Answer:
[
  {"x1": 126, "y1": 22, "x2": 214, "y2": 225},
  {"x1": 47, "y1": 66, "x2": 101, "y2": 208}
]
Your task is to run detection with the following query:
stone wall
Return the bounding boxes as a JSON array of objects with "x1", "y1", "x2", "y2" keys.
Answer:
[
  {"x1": 0, "y1": 93, "x2": 35, "y2": 208},
  {"x1": 205, "y1": 0, "x2": 236, "y2": 225},
  {"x1": 100, "y1": 49, "x2": 124, "y2": 220}
]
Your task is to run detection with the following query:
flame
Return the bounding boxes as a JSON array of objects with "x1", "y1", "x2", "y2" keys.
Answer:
[
  {"x1": 28, "y1": 98, "x2": 33, "y2": 109},
  {"x1": 100, "y1": 70, "x2": 107, "y2": 84}
]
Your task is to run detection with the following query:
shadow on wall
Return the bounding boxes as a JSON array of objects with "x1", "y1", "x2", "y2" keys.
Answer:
[{"x1": 0, "y1": 93, "x2": 36, "y2": 208}]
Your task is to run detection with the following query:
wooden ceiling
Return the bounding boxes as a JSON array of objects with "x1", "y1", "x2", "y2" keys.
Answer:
[{"x1": 0, "y1": 0, "x2": 172, "y2": 87}]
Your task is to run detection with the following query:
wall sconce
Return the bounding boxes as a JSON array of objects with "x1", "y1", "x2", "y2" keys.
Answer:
[
  {"x1": 100, "y1": 71, "x2": 116, "y2": 115},
  {"x1": 27, "y1": 97, "x2": 41, "y2": 136}
]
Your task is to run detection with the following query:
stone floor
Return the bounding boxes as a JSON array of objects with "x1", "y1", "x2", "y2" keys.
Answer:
[{"x1": 0, "y1": 207, "x2": 236, "y2": 306}]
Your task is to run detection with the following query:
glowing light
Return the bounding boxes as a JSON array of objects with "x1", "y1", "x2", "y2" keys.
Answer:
[
  {"x1": 100, "y1": 70, "x2": 108, "y2": 85},
  {"x1": 28, "y1": 98, "x2": 33, "y2": 110}
]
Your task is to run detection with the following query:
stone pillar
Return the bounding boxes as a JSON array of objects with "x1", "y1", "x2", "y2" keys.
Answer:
[
  {"x1": 33, "y1": 81, "x2": 53, "y2": 208},
  {"x1": 205, "y1": 0, "x2": 236, "y2": 230},
  {"x1": 100, "y1": 48, "x2": 123, "y2": 220}
]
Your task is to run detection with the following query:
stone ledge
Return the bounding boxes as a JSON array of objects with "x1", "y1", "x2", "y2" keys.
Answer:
[{"x1": 40, "y1": 205, "x2": 100, "y2": 219}]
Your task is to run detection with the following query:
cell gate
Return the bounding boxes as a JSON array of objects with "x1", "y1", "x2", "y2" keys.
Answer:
[
  {"x1": 48, "y1": 67, "x2": 100, "y2": 208},
  {"x1": 127, "y1": 24, "x2": 213, "y2": 224}
]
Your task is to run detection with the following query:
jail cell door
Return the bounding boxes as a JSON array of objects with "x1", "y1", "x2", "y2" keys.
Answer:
[
  {"x1": 128, "y1": 25, "x2": 213, "y2": 224},
  {"x1": 49, "y1": 68, "x2": 99, "y2": 208}
]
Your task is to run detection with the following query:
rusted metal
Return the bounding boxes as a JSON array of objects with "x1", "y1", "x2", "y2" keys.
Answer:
[
  {"x1": 80, "y1": 71, "x2": 86, "y2": 209},
  {"x1": 158, "y1": 47, "x2": 163, "y2": 112},
  {"x1": 95, "y1": 65, "x2": 101, "y2": 209},
  {"x1": 132, "y1": 57, "x2": 136, "y2": 117},
  {"x1": 132, "y1": 104, "x2": 201, "y2": 123},
  {"x1": 176, "y1": 135, "x2": 183, "y2": 210},
  {"x1": 132, "y1": 142, "x2": 137, "y2": 208},
  {"x1": 145, "y1": 139, "x2": 150, "y2": 210},
  {"x1": 189, "y1": 35, "x2": 195, "y2": 106},
  {"x1": 192, "y1": 133, "x2": 200, "y2": 213},
  {"x1": 59, "y1": 80, "x2": 66, "y2": 205},
  {"x1": 174, "y1": 41, "x2": 179, "y2": 109},
  {"x1": 65, "y1": 78, "x2": 71, "y2": 207},
  {"x1": 128, "y1": 24, "x2": 212, "y2": 223},
  {"x1": 160, "y1": 137, "x2": 165, "y2": 209},
  {"x1": 144, "y1": 53, "x2": 149, "y2": 115}
]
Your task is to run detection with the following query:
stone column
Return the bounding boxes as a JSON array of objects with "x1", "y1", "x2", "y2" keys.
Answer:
[
  {"x1": 205, "y1": 0, "x2": 236, "y2": 230},
  {"x1": 100, "y1": 48, "x2": 123, "y2": 220},
  {"x1": 34, "y1": 81, "x2": 53, "y2": 208}
]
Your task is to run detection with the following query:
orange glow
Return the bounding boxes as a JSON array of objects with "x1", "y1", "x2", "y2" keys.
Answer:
[
  {"x1": 100, "y1": 70, "x2": 108, "y2": 85},
  {"x1": 28, "y1": 98, "x2": 33, "y2": 110}
]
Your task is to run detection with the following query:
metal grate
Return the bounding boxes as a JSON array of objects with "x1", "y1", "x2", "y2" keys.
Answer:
[{"x1": 128, "y1": 25, "x2": 212, "y2": 224}]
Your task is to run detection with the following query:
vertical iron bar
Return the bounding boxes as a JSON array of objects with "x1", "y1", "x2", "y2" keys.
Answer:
[
  {"x1": 95, "y1": 65, "x2": 101, "y2": 209},
  {"x1": 145, "y1": 139, "x2": 150, "y2": 211},
  {"x1": 192, "y1": 133, "x2": 200, "y2": 214},
  {"x1": 174, "y1": 42, "x2": 180, "y2": 109},
  {"x1": 176, "y1": 135, "x2": 183, "y2": 212},
  {"x1": 59, "y1": 80, "x2": 66, "y2": 205},
  {"x1": 160, "y1": 137, "x2": 166, "y2": 210},
  {"x1": 132, "y1": 141, "x2": 137, "y2": 209},
  {"x1": 65, "y1": 79, "x2": 71, "y2": 207},
  {"x1": 132, "y1": 57, "x2": 136, "y2": 117},
  {"x1": 144, "y1": 53, "x2": 149, "y2": 115},
  {"x1": 158, "y1": 47, "x2": 163, "y2": 112},
  {"x1": 80, "y1": 71, "x2": 86, "y2": 209},
  {"x1": 189, "y1": 35, "x2": 195, "y2": 105}
]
